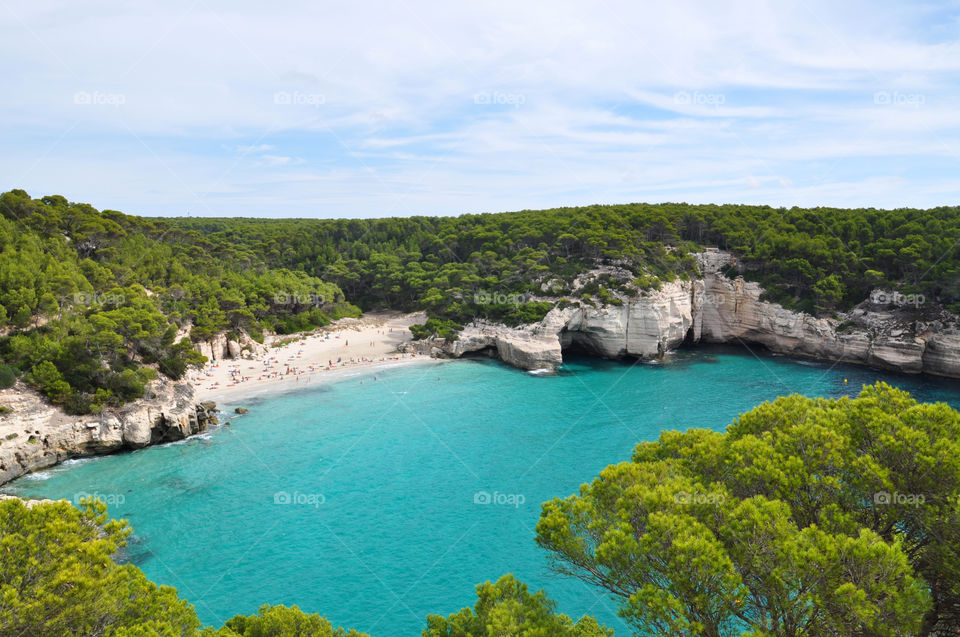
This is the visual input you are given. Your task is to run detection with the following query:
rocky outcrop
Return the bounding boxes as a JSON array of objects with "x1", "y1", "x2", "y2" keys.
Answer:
[
  {"x1": 195, "y1": 330, "x2": 266, "y2": 362},
  {"x1": 436, "y1": 279, "x2": 700, "y2": 371},
  {"x1": 695, "y1": 253, "x2": 960, "y2": 376},
  {"x1": 0, "y1": 380, "x2": 215, "y2": 485},
  {"x1": 0, "y1": 493, "x2": 59, "y2": 507},
  {"x1": 429, "y1": 251, "x2": 960, "y2": 378}
]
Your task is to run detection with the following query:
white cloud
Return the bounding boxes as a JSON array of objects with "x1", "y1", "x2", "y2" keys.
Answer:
[
  {"x1": 260, "y1": 155, "x2": 305, "y2": 167},
  {"x1": 0, "y1": 0, "x2": 958, "y2": 216},
  {"x1": 235, "y1": 144, "x2": 275, "y2": 154}
]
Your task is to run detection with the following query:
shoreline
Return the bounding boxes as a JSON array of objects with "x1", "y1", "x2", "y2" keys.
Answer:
[
  {"x1": 204, "y1": 357, "x2": 443, "y2": 408},
  {"x1": 189, "y1": 311, "x2": 432, "y2": 406},
  {"x1": 0, "y1": 360, "x2": 449, "y2": 492},
  {"x1": 4, "y1": 338, "x2": 960, "y2": 490}
]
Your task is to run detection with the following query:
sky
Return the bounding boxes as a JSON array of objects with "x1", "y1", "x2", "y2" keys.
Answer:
[{"x1": 1, "y1": 0, "x2": 959, "y2": 218}]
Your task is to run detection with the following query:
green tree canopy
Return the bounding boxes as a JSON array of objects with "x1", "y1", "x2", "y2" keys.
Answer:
[
  {"x1": 0, "y1": 498, "x2": 200, "y2": 637},
  {"x1": 213, "y1": 604, "x2": 370, "y2": 637},
  {"x1": 423, "y1": 574, "x2": 612, "y2": 637},
  {"x1": 536, "y1": 383, "x2": 960, "y2": 636}
]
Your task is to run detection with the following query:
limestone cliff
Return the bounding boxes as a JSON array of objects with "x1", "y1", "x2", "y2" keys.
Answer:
[
  {"x1": 0, "y1": 379, "x2": 215, "y2": 485},
  {"x1": 429, "y1": 250, "x2": 960, "y2": 379},
  {"x1": 194, "y1": 330, "x2": 266, "y2": 362}
]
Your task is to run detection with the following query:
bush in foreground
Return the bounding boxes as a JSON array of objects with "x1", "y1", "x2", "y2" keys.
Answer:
[
  {"x1": 423, "y1": 574, "x2": 612, "y2": 637},
  {"x1": 214, "y1": 605, "x2": 369, "y2": 637},
  {"x1": 537, "y1": 382, "x2": 960, "y2": 636},
  {"x1": 0, "y1": 498, "x2": 604, "y2": 636},
  {"x1": 0, "y1": 498, "x2": 200, "y2": 636}
]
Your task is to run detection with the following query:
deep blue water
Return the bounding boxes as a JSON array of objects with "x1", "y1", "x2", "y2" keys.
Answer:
[{"x1": 7, "y1": 346, "x2": 960, "y2": 636}]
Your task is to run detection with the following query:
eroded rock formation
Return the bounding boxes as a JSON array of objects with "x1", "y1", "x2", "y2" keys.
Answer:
[
  {"x1": 0, "y1": 379, "x2": 215, "y2": 485},
  {"x1": 429, "y1": 251, "x2": 960, "y2": 378}
]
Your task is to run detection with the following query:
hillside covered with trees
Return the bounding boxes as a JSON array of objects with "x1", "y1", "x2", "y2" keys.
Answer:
[
  {"x1": 0, "y1": 190, "x2": 359, "y2": 414},
  {"x1": 2, "y1": 188, "x2": 959, "y2": 413},
  {"x1": 170, "y1": 201, "x2": 960, "y2": 317}
]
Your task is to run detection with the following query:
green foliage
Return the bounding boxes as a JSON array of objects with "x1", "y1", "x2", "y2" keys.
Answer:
[
  {"x1": 215, "y1": 605, "x2": 370, "y2": 637},
  {"x1": 1, "y1": 498, "x2": 610, "y2": 637},
  {"x1": 423, "y1": 574, "x2": 612, "y2": 637},
  {"x1": 166, "y1": 206, "x2": 700, "y2": 329},
  {"x1": 0, "y1": 497, "x2": 200, "y2": 637},
  {"x1": 0, "y1": 362, "x2": 16, "y2": 388},
  {"x1": 166, "y1": 201, "x2": 960, "y2": 319},
  {"x1": 0, "y1": 191, "x2": 354, "y2": 414},
  {"x1": 682, "y1": 204, "x2": 958, "y2": 310},
  {"x1": 410, "y1": 318, "x2": 462, "y2": 340},
  {"x1": 537, "y1": 382, "x2": 960, "y2": 635},
  {"x1": 4, "y1": 189, "x2": 960, "y2": 410}
]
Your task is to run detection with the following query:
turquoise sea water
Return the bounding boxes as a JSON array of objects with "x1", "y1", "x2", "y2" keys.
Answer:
[{"x1": 7, "y1": 346, "x2": 960, "y2": 636}]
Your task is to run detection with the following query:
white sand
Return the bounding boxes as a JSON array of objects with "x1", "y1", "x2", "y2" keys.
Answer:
[{"x1": 191, "y1": 312, "x2": 437, "y2": 405}]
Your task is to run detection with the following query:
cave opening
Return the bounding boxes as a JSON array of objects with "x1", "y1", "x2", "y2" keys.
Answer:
[
  {"x1": 559, "y1": 328, "x2": 607, "y2": 362},
  {"x1": 460, "y1": 345, "x2": 499, "y2": 361}
]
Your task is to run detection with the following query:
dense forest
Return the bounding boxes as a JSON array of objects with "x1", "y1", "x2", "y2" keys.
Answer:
[
  {"x1": 170, "y1": 201, "x2": 960, "y2": 317},
  {"x1": 4, "y1": 384, "x2": 958, "y2": 635},
  {"x1": 0, "y1": 190, "x2": 359, "y2": 414},
  {"x1": 2, "y1": 188, "x2": 960, "y2": 413}
]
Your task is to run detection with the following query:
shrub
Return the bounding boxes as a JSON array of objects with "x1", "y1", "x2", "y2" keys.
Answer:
[{"x1": 0, "y1": 363, "x2": 15, "y2": 389}]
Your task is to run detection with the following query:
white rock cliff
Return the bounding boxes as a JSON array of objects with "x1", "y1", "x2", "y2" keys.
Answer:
[
  {"x1": 433, "y1": 251, "x2": 960, "y2": 378},
  {"x1": 0, "y1": 379, "x2": 214, "y2": 485}
]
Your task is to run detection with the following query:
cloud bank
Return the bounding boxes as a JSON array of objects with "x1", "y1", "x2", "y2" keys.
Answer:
[{"x1": 1, "y1": 0, "x2": 958, "y2": 217}]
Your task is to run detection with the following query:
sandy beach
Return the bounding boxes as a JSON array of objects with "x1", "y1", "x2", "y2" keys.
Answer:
[{"x1": 190, "y1": 312, "x2": 438, "y2": 405}]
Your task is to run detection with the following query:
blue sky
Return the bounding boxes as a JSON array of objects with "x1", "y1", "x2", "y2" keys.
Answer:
[{"x1": 2, "y1": 0, "x2": 959, "y2": 217}]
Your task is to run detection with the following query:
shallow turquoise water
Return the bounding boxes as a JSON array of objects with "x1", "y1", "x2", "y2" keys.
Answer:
[{"x1": 8, "y1": 346, "x2": 960, "y2": 636}]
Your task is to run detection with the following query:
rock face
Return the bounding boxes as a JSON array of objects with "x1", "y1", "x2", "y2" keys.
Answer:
[
  {"x1": 438, "y1": 279, "x2": 700, "y2": 371},
  {"x1": 432, "y1": 250, "x2": 960, "y2": 379},
  {"x1": 0, "y1": 380, "x2": 215, "y2": 485},
  {"x1": 195, "y1": 330, "x2": 266, "y2": 362}
]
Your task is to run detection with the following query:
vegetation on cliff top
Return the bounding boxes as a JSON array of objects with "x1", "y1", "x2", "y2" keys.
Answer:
[
  {"x1": 2, "y1": 188, "x2": 959, "y2": 412},
  {"x1": 169, "y1": 201, "x2": 960, "y2": 317},
  {"x1": 3, "y1": 384, "x2": 959, "y2": 636}
]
